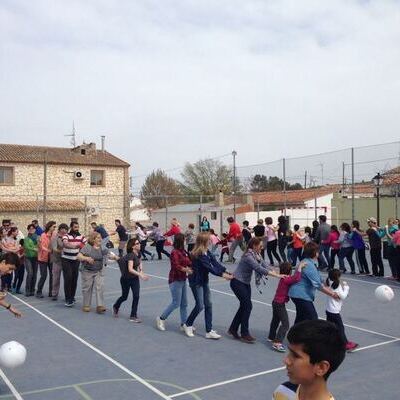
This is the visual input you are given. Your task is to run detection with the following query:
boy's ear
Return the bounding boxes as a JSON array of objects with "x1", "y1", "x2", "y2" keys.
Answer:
[{"x1": 313, "y1": 360, "x2": 331, "y2": 378}]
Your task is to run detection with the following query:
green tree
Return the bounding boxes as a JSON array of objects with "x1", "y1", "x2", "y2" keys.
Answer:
[
  {"x1": 181, "y1": 159, "x2": 241, "y2": 195},
  {"x1": 140, "y1": 169, "x2": 182, "y2": 209},
  {"x1": 250, "y1": 174, "x2": 302, "y2": 192}
]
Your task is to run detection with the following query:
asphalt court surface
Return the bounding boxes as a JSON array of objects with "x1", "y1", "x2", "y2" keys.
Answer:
[{"x1": 1, "y1": 254, "x2": 400, "y2": 399}]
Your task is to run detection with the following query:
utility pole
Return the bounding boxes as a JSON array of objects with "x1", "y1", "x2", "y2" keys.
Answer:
[
  {"x1": 318, "y1": 162, "x2": 324, "y2": 186},
  {"x1": 43, "y1": 150, "x2": 48, "y2": 225},
  {"x1": 304, "y1": 170, "x2": 307, "y2": 189},
  {"x1": 232, "y1": 150, "x2": 237, "y2": 219},
  {"x1": 283, "y1": 158, "x2": 287, "y2": 217}
]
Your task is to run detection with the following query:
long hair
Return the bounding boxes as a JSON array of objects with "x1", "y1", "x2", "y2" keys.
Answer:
[
  {"x1": 191, "y1": 232, "x2": 210, "y2": 258},
  {"x1": 173, "y1": 233, "x2": 185, "y2": 250},
  {"x1": 326, "y1": 269, "x2": 341, "y2": 290}
]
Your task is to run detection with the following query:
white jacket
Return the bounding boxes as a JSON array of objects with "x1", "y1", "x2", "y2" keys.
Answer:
[{"x1": 326, "y1": 280, "x2": 349, "y2": 314}]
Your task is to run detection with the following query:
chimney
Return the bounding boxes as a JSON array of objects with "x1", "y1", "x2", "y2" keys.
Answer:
[
  {"x1": 101, "y1": 135, "x2": 105, "y2": 152},
  {"x1": 216, "y1": 191, "x2": 224, "y2": 207}
]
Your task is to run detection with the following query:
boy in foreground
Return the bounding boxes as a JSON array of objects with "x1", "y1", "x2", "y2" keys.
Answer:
[{"x1": 273, "y1": 320, "x2": 345, "y2": 400}]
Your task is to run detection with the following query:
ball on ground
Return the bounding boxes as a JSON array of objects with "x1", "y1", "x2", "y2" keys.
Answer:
[
  {"x1": 0, "y1": 341, "x2": 27, "y2": 369},
  {"x1": 375, "y1": 285, "x2": 395, "y2": 303}
]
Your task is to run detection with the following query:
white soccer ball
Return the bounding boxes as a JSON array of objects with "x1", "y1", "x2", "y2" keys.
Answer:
[
  {"x1": 0, "y1": 341, "x2": 27, "y2": 369},
  {"x1": 375, "y1": 285, "x2": 395, "y2": 304}
]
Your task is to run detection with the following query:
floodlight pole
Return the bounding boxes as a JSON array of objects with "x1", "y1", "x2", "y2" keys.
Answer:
[{"x1": 232, "y1": 150, "x2": 237, "y2": 219}]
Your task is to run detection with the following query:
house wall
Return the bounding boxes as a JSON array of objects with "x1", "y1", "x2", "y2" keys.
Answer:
[{"x1": 0, "y1": 162, "x2": 129, "y2": 232}]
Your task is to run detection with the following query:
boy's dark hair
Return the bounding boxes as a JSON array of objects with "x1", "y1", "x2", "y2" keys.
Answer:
[
  {"x1": 243, "y1": 220, "x2": 249, "y2": 227},
  {"x1": 318, "y1": 215, "x2": 327, "y2": 223},
  {"x1": 27, "y1": 224, "x2": 35, "y2": 231},
  {"x1": 293, "y1": 224, "x2": 300, "y2": 231},
  {"x1": 19, "y1": 238, "x2": 24, "y2": 246},
  {"x1": 58, "y1": 223, "x2": 69, "y2": 231},
  {"x1": 287, "y1": 320, "x2": 346, "y2": 380},
  {"x1": 173, "y1": 233, "x2": 185, "y2": 250},
  {"x1": 188, "y1": 223, "x2": 195, "y2": 229},
  {"x1": 115, "y1": 219, "x2": 121, "y2": 224},
  {"x1": 265, "y1": 217, "x2": 272, "y2": 225},
  {"x1": 32, "y1": 219, "x2": 38, "y2": 224},
  {"x1": 279, "y1": 261, "x2": 292, "y2": 275},
  {"x1": 227, "y1": 217, "x2": 234, "y2": 223},
  {"x1": 1, "y1": 252, "x2": 19, "y2": 267},
  {"x1": 302, "y1": 242, "x2": 319, "y2": 259}
]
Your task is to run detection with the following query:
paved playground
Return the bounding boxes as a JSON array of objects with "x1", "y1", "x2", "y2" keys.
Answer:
[{"x1": 0, "y1": 256, "x2": 399, "y2": 400}]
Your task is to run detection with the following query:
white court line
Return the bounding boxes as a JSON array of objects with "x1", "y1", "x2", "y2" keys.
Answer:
[
  {"x1": 0, "y1": 369, "x2": 24, "y2": 400},
  {"x1": 318, "y1": 273, "x2": 400, "y2": 289},
  {"x1": 139, "y1": 271, "x2": 400, "y2": 341},
  {"x1": 9, "y1": 294, "x2": 172, "y2": 400},
  {"x1": 169, "y1": 337, "x2": 400, "y2": 398},
  {"x1": 169, "y1": 366, "x2": 286, "y2": 398}
]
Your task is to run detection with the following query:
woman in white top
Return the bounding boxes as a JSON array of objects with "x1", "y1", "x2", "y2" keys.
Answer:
[
  {"x1": 264, "y1": 217, "x2": 281, "y2": 266},
  {"x1": 134, "y1": 222, "x2": 154, "y2": 261},
  {"x1": 325, "y1": 269, "x2": 358, "y2": 352}
]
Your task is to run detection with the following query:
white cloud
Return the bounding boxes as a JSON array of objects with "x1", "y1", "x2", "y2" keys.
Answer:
[{"x1": 1, "y1": 0, "x2": 400, "y2": 190}]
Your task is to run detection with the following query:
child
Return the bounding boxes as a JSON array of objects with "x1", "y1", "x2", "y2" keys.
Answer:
[
  {"x1": 184, "y1": 223, "x2": 196, "y2": 252},
  {"x1": 209, "y1": 229, "x2": 219, "y2": 256},
  {"x1": 273, "y1": 319, "x2": 346, "y2": 400},
  {"x1": 217, "y1": 233, "x2": 230, "y2": 262},
  {"x1": 242, "y1": 220, "x2": 252, "y2": 246},
  {"x1": 285, "y1": 229, "x2": 293, "y2": 265},
  {"x1": 291, "y1": 225, "x2": 304, "y2": 266},
  {"x1": 268, "y1": 261, "x2": 306, "y2": 352},
  {"x1": 325, "y1": 269, "x2": 358, "y2": 352}
]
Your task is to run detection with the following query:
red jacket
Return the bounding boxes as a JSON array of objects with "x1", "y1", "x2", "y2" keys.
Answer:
[
  {"x1": 164, "y1": 225, "x2": 181, "y2": 237},
  {"x1": 168, "y1": 249, "x2": 191, "y2": 284},
  {"x1": 227, "y1": 222, "x2": 242, "y2": 241},
  {"x1": 273, "y1": 271, "x2": 302, "y2": 304}
]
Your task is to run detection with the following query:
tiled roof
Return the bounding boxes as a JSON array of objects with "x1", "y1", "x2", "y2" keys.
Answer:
[
  {"x1": 0, "y1": 200, "x2": 86, "y2": 212},
  {"x1": 0, "y1": 143, "x2": 129, "y2": 167}
]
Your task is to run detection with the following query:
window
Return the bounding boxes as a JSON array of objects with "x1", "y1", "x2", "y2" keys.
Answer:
[
  {"x1": 90, "y1": 170, "x2": 105, "y2": 186},
  {"x1": 0, "y1": 166, "x2": 14, "y2": 185},
  {"x1": 211, "y1": 211, "x2": 217, "y2": 220}
]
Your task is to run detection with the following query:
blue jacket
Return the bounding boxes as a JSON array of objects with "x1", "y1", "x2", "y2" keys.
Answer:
[
  {"x1": 288, "y1": 258, "x2": 322, "y2": 302},
  {"x1": 188, "y1": 251, "x2": 226, "y2": 287}
]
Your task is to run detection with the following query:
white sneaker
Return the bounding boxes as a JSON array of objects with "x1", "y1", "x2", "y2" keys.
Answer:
[
  {"x1": 156, "y1": 317, "x2": 166, "y2": 331},
  {"x1": 182, "y1": 324, "x2": 195, "y2": 337},
  {"x1": 180, "y1": 324, "x2": 196, "y2": 333},
  {"x1": 205, "y1": 330, "x2": 221, "y2": 340}
]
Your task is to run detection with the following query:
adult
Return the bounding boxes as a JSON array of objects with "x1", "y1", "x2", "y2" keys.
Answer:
[
  {"x1": 32, "y1": 219, "x2": 44, "y2": 236},
  {"x1": 23, "y1": 224, "x2": 39, "y2": 296},
  {"x1": 61, "y1": 221, "x2": 86, "y2": 307},
  {"x1": 148, "y1": 222, "x2": 170, "y2": 259},
  {"x1": 37, "y1": 221, "x2": 57, "y2": 298},
  {"x1": 310, "y1": 220, "x2": 319, "y2": 242},
  {"x1": 253, "y1": 219, "x2": 265, "y2": 258},
  {"x1": 78, "y1": 232, "x2": 119, "y2": 313},
  {"x1": 351, "y1": 220, "x2": 370, "y2": 275},
  {"x1": 385, "y1": 218, "x2": 399, "y2": 279},
  {"x1": 264, "y1": 217, "x2": 281, "y2": 266},
  {"x1": 227, "y1": 217, "x2": 244, "y2": 263},
  {"x1": 184, "y1": 223, "x2": 196, "y2": 252},
  {"x1": 0, "y1": 253, "x2": 22, "y2": 317},
  {"x1": 277, "y1": 215, "x2": 289, "y2": 262},
  {"x1": 289, "y1": 242, "x2": 339, "y2": 323},
  {"x1": 113, "y1": 238, "x2": 149, "y2": 322},
  {"x1": 336, "y1": 223, "x2": 356, "y2": 274},
  {"x1": 134, "y1": 222, "x2": 154, "y2": 261},
  {"x1": 91, "y1": 222, "x2": 110, "y2": 250},
  {"x1": 110, "y1": 219, "x2": 129, "y2": 257},
  {"x1": 156, "y1": 233, "x2": 192, "y2": 331},
  {"x1": 200, "y1": 216, "x2": 211, "y2": 232},
  {"x1": 325, "y1": 225, "x2": 340, "y2": 270},
  {"x1": 229, "y1": 237, "x2": 283, "y2": 343},
  {"x1": 183, "y1": 232, "x2": 233, "y2": 339},
  {"x1": 366, "y1": 217, "x2": 385, "y2": 277},
  {"x1": 315, "y1": 215, "x2": 331, "y2": 270},
  {"x1": 1, "y1": 227, "x2": 20, "y2": 291},
  {"x1": 50, "y1": 223, "x2": 69, "y2": 300}
]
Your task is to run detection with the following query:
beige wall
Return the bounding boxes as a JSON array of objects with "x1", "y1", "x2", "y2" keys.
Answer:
[{"x1": 0, "y1": 162, "x2": 130, "y2": 232}]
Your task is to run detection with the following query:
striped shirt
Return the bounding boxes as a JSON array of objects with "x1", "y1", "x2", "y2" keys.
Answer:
[
  {"x1": 273, "y1": 382, "x2": 334, "y2": 400},
  {"x1": 62, "y1": 231, "x2": 86, "y2": 260}
]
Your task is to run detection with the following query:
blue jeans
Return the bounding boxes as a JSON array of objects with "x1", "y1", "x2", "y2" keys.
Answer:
[
  {"x1": 160, "y1": 280, "x2": 188, "y2": 324},
  {"x1": 318, "y1": 244, "x2": 330, "y2": 268},
  {"x1": 186, "y1": 283, "x2": 213, "y2": 333}
]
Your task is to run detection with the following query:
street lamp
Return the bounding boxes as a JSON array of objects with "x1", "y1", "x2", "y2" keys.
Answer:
[
  {"x1": 232, "y1": 150, "x2": 237, "y2": 219},
  {"x1": 372, "y1": 172, "x2": 383, "y2": 225}
]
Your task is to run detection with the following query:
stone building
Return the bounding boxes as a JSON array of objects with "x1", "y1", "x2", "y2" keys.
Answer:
[{"x1": 0, "y1": 142, "x2": 130, "y2": 233}]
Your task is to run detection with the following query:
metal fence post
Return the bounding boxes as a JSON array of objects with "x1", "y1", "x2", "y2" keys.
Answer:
[
  {"x1": 351, "y1": 147, "x2": 355, "y2": 222},
  {"x1": 84, "y1": 195, "x2": 88, "y2": 235},
  {"x1": 164, "y1": 196, "x2": 168, "y2": 231},
  {"x1": 283, "y1": 158, "x2": 287, "y2": 217}
]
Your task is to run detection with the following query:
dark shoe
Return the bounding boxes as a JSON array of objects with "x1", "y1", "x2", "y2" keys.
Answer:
[
  {"x1": 227, "y1": 329, "x2": 240, "y2": 340},
  {"x1": 113, "y1": 305, "x2": 119, "y2": 317},
  {"x1": 52, "y1": 296, "x2": 58, "y2": 301},
  {"x1": 36, "y1": 293, "x2": 44, "y2": 299},
  {"x1": 240, "y1": 335, "x2": 256, "y2": 344}
]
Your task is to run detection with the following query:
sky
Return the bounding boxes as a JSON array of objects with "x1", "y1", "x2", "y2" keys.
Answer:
[{"x1": 1, "y1": 0, "x2": 400, "y2": 192}]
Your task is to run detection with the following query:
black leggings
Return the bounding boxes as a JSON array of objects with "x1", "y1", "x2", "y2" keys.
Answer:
[
  {"x1": 326, "y1": 311, "x2": 348, "y2": 344},
  {"x1": 12, "y1": 262, "x2": 25, "y2": 292},
  {"x1": 370, "y1": 248, "x2": 384, "y2": 276},
  {"x1": 356, "y1": 248, "x2": 370, "y2": 274},
  {"x1": 114, "y1": 277, "x2": 140, "y2": 318},
  {"x1": 140, "y1": 240, "x2": 152, "y2": 259},
  {"x1": 156, "y1": 240, "x2": 170, "y2": 260},
  {"x1": 266, "y1": 240, "x2": 281, "y2": 265}
]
